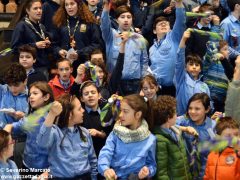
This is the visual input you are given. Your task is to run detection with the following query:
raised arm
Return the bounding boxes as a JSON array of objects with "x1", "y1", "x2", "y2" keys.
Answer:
[
  {"x1": 100, "y1": 1, "x2": 113, "y2": 43},
  {"x1": 171, "y1": 0, "x2": 186, "y2": 43},
  {"x1": 37, "y1": 101, "x2": 62, "y2": 148},
  {"x1": 175, "y1": 30, "x2": 191, "y2": 89}
]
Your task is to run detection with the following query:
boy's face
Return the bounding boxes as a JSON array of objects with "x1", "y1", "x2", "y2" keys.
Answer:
[
  {"x1": 221, "y1": 128, "x2": 240, "y2": 138},
  {"x1": 117, "y1": 12, "x2": 133, "y2": 31},
  {"x1": 186, "y1": 62, "x2": 201, "y2": 79},
  {"x1": 57, "y1": 61, "x2": 72, "y2": 82},
  {"x1": 19, "y1": 52, "x2": 36, "y2": 70},
  {"x1": 200, "y1": 11, "x2": 214, "y2": 25},
  {"x1": 90, "y1": 53, "x2": 104, "y2": 64},
  {"x1": 220, "y1": 45, "x2": 229, "y2": 59},
  {"x1": 168, "y1": 112, "x2": 177, "y2": 126},
  {"x1": 87, "y1": 0, "x2": 99, "y2": 6},
  {"x1": 154, "y1": 21, "x2": 170, "y2": 36},
  {"x1": 8, "y1": 81, "x2": 26, "y2": 96},
  {"x1": 81, "y1": 85, "x2": 100, "y2": 109}
]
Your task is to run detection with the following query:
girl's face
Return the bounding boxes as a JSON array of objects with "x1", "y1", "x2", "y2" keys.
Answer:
[
  {"x1": 117, "y1": 12, "x2": 133, "y2": 31},
  {"x1": 95, "y1": 66, "x2": 104, "y2": 85},
  {"x1": 3, "y1": 136, "x2": 15, "y2": 159},
  {"x1": 81, "y1": 85, "x2": 100, "y2": 110},
  {"x1": 188, "y1": 100, "x2": 209, "y2": 125},
  {"x1": 119, "y1": 101, "x2": 141, "y2": 130},
  {"x1": 65, "y1": 0, "x2": 78, "y2": 17},
  {"x1": 69, "y1": 98, "x2": 85, "y2": 126},
  {"x1": 142, "y1": 81, "x2": 158, "y2": 100},
  {"x1": 29, "y1": 86, "x2": 50, "y2": 109},
  {"x1": 26, "y1": 2, "x2": 42, "y2": 23}
]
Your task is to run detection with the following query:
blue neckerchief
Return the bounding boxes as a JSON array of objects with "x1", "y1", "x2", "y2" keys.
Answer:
[{"x1": 59, "y1": 79, "x2": 70, "y2": 90}]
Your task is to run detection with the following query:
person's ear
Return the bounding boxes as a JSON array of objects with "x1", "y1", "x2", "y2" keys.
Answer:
[
  {"x1": 24, "y1": 79, "x2": 27, "y2": 86},
  {"x1": 43, "y1": 94, "x2": 50, "y2": 102},
  {"x1": 33, "y1": 58, "x2": 36, "y2": 64},
  {"x1": 135, "y1": 111, "x2": 142, "y2": 120},
  {"x1": 153, "y1": 29, "x2": 156, "y2": 34},
  {"x1": 205, "y1": 106, "x2": 211, "y2": 114}
]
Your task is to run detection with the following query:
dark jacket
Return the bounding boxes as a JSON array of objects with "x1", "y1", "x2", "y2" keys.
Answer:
[
  {"x1": 27, "y1": 69, "x2": 47, "y2": 88},
  {"x1": 11, "y1": 20, "x2": 52, "y2": 68},
  {"x1": 41, "y1": 0, "x2": 60, "y2": 42},
  {"x1": 53, "y1": 17, "x2": 104, "y2": 67}
]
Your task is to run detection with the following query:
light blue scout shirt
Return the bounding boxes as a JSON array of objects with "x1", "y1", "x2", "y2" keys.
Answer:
[
  {"x1": 175, "y1": 48, "x2": 210, "y2": 116},
  {"x1": 98, "y1": 131, "x2": 156, "y2": 179},
  {"x1": 12, "y1": 116, "x2": 49, "y2": 169},
  {"x1": 0, "y1": 160, "x2": 20, "y2": 180},
  {"x1": 101, "y1": 10, "x2": 149, "y2": 79},
  {"x1": 0, "y1": 84, "x2": 28, "y2": 131},
  {"x1": 149, "y1": 7, "x2": 186, "y2": 87},
  {"x1": 37, "y1": 124, "x2": 97, "y2": 179},
  {"x1": 176, "y1": 115, "x2": 216, "y2": 178},
  {"x1": 221, "y1": 14, "x2": 240, "y2": 53}
]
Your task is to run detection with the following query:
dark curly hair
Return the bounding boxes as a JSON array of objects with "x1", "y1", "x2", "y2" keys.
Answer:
[
  {"x1": 53, "y1": 0, "x2": 96, "y2": 27},
  {"x1": 4, "y1": 63, "x2": 27, "y2": 85},
  {"x1": 150, "y1": 95, "x2": 176, "y2": 129}
]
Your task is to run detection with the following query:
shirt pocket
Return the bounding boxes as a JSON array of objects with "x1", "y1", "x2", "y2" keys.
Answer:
[
  {"x1": 230, "y1": 29, "x2": 240, "y2": 47},
  {"x1": 79, "y1": 141, "x2": 89, "y2": 158},
  {"x1": 159, "y1": 41, "x2": 171, "y2": 55}
]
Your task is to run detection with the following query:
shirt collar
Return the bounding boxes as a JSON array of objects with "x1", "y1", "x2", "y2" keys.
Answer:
[
  {"x1": 85, "y1": 106, "x2": 101, "y2": 114},
  {"x1": 229, "y1": 14, "x2": 240, "y2": 23},
  {"x1": 197, "y1": 22, "x2": 211, "y2": 30},
  {"x1": 154, "y1": 35, "x2": 167, "y2": 47},
  {"x1": 27, "y1": 68, "x2": 35, "y2": 76},
  {"x1": 59, "y1": 79, "x2": 70, "y2": 90}
]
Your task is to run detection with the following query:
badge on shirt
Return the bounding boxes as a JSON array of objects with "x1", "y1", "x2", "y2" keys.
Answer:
[
  {"x1": 225, "y1": 155, "x2": 235, "y2": 165},
  {"x1": 80, "y1": 24, "x2": 87, "y2": 32}
]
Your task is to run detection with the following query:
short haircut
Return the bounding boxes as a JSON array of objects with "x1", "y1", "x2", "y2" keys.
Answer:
[
  {"x1": 56, "y1": 58, "x2": 72, "y2": 68},
  {"x1": 215, "y1": 117, "x2": 239, "y2": 135},
  {"x1": 153, "y1": 16, "x2": 169, "y2": 30},
  {"x1": 18, "y1": 44, "x2": 37, "y2": 59},
  {"x1": 4, "y1": 63, "x2": 27, "y2": 85},
  {"x1": 198, "y1": 3, "x2": 213, "y2": 13},
  {"x1": 227, "y1": 0, "x2": 240, "y2": 11},
  {"x1": 219, "y1": 40, "x2": 228, "y2": 50},
  {"x1": 80, "y1": 81, "x2": 99, "y2": 97},
  {"x1": 112, "y1": 0, "x2": 128, "y2": 8},
  {"x1": 152, "y1": 95, "x2": 176, "y2": 126},
  {"x1": 115, "y1": 5, "x2": 133, "y2": 19},
  {"x1": 186, "y1": 54, "x2": 203, "y2": 69}
]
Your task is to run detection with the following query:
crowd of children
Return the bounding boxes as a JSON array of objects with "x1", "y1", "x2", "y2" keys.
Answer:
[{"x1": 0, "y1": 0, "x2": 240, "y2": 179}]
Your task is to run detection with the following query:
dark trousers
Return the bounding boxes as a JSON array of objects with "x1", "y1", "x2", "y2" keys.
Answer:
[
  {"x1": 52, "y1": 172, "x2": 91, "y2": 180},
  {"x1": 120, "y1": 79, "x2": 140, "y2": 95},
  {"x1": 159, "y1": 85, "x2": 176, "y2": 97}
]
